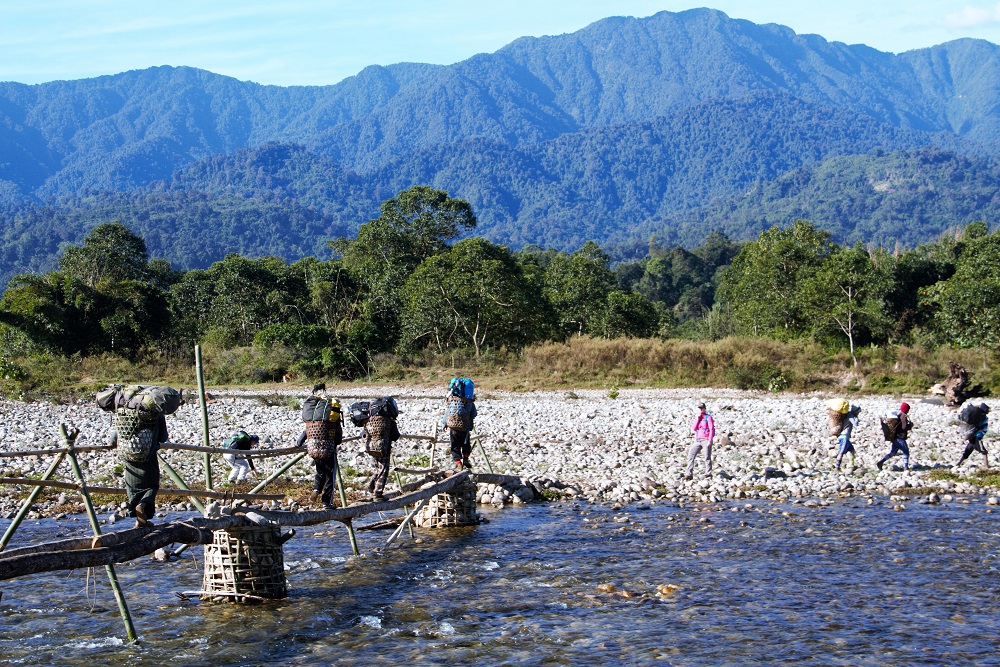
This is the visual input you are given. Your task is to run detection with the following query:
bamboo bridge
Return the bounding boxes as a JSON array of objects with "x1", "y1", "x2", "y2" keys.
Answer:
[{"x1": 0, "y1": 421, "x2": 524, "y2": 643}]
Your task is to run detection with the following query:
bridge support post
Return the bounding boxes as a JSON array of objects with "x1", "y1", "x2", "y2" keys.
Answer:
[
  {"x1": 61, "y1": 424, "x2": 139, "y2": 643},
  {"x1": 202, "y1": 525, "x2": 289, "y2": 603},
  {"x1": 415, "y1": 478, "x2": 478, "y2": 528}
]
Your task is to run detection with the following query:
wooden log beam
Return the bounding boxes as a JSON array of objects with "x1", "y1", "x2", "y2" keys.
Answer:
[
  {"x1": 471, "y1": 473, "x2": 526, "y2": 486},
  {"x1": 0, "y1": 445, "x2": 116, "y2": 458},
  {"x1": 0, "y1": 525, "x2": 152, "y2": 559},
  {"x1": 160, "y1": 443, "x2": 306, "y2": 457},
  {"x1": 0, "y1": 471, "x2": 471, "y2": 580},
  {"x1": 0, "y1": 431, "x2": 426, "y2": 460},
  {"x1": 240, "y1": 471, "x2": 471, "y2": 526},
  {"x1": 0, "y1": 478, "x2": 283, "y2": 501}
]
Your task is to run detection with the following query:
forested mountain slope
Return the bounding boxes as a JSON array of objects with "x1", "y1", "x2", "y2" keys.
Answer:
[
  {"x1": 645, "y1": 148, "x2": 1000, "y2": 248},
  {"x1": 0, "y1": 8, "x2": 998, "y2": 201},
  {"x1": 2, "y1": 92, "x2": 954, "y2": 285}
]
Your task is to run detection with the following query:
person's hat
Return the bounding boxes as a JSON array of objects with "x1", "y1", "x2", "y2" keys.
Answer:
[
  {"x1": 899, "y1": 402, "x2": 910, "y2": 413},
  {"x1": 982, "y1": 403, "x2": 991, "y2": 414},
  {"x1": 312, "y1": 382, "x2": 326, "y2": 394},
  {"x1": 698, "y1": 402, "x2": 706, "y2": 410},
  {"x1": 249, "y1": 434, "x2": 260, "y2": 442}
]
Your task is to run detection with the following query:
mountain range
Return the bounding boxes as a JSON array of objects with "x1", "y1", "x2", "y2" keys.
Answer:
[{"x1": 1, "y1": 8, "x2": 999, "y2": 283}]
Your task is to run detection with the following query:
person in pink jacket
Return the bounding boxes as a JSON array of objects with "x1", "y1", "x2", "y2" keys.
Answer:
[{"x1": 686, "y1": 402, "x2": 715, "y2": 480}]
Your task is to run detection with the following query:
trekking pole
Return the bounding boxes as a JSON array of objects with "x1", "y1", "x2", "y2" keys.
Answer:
[{"x1": 430, "y1": 423, "x2": 437, "y2": 468}]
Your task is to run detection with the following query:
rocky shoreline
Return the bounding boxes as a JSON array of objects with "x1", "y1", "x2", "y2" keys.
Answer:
[{"x1": 0, "y1": 387, "x2": 995, "y2": 521}]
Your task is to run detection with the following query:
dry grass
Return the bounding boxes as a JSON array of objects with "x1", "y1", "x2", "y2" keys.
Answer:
[
  {"x1": 497, "y1": 337, "x2": 998, "y2": 395},
  {"x1": 3, "y1": 337, "x2": 997, "y2": 398}
]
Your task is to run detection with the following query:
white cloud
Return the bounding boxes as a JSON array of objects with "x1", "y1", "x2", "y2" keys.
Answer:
[{"x1": 946, "y1": 3, "x2": 1000, "y2": 28}]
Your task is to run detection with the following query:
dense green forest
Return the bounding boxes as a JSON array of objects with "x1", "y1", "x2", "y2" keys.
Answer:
[
  {"x1": 6, "y1": 138, "x2": 997, "y2": 289},
  {"x1": 3, "y1": 9, "x2": 1000, "y2": 288},
  {"x1": 1, "y1": 185, "x2": 997, "y2": 393}
]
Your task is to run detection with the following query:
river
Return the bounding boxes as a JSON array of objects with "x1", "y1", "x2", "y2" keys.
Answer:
[{"x1": 2, "y1": 498, "x2": 999, "y2": 666}]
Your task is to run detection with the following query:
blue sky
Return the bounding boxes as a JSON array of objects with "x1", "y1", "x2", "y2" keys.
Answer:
[{"x1": 1, "y1": 1, "x2": 999, "y2": 86}]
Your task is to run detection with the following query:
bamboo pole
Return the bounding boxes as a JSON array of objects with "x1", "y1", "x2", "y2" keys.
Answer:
[
  {"x1": 61, "y1": 424, "x2": 138, "y2": 644},
  {"x1": 474, "y1": 435, "x2": 495, "y2": 474},
  {"x1": 0, "y1": 478, "x2": 282, "y2": 501},
  {"x1": 194, "y1": 344, "x2": 212, "y2": 490},
  {"x1": 390, "y1": 452, "x2": 415, "y2": 539},
  {"x1": 0, "y1": 445, "x2": 115, "y2": 458},
  {"x1": 386, "y1": 498, "x2": 428, "y2": 546},
  {"x1": 0, "y1": 452, "x2": 66, "y2": 552},
  {"x1": 157, "y1": 455, "x2": 206, "y2": 514},
  {"x1": 247, "y1": 452, "x2": 306, "y2": 495},
  {"x1": 335, "y1": 463, "x2": 359, "y2": 556},
  {"x1": 0, "y1": 472, "x2": 472, "y2": 581}
]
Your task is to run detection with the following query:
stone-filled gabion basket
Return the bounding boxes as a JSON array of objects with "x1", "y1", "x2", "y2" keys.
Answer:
[
  {"x1": 415, "y1": 479, "x2": 478, "y2": 528},
  {"x1": 202, "y1": 526, "x2": 287, "y2": 603}
]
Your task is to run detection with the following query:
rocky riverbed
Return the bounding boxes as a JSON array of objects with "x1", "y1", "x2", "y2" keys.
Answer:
[{"x1": 0, "y1": 387, "x2": 995, "y2": 520}]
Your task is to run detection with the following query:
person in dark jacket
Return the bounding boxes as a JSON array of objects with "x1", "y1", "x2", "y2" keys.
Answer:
[
  {"x1": 110, "y1": 412, "x2": 168, "y2": 528},
  {"x1": 877, "y1": 402, "x2": 913, "y2": 471},
  {"x1": 364, "y1": 402, "x2": 400, "y2": 500},
  {"x1": 956, "y1": 403, "x2": 991, "y2": 469},
  {"x1": 224, "y1": 430, "x2": 258, "y2": 483},
  {"x1": 296, "y1": 383, "x2": 342, "y2": 509}
]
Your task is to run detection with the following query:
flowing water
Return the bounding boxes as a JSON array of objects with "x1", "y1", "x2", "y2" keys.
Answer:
[{"x1": 2, "y1": 498, "x2": 1000, "y2": 666}]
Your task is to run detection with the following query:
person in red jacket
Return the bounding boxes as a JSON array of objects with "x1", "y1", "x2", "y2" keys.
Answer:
[{"x1": 685, "y1": 402, "x2": 715, "y2": 480}]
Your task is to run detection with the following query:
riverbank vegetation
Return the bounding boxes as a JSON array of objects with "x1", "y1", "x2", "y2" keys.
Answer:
[{"x1": 1, "y1": 186, "x2": 997, "y2": 398}]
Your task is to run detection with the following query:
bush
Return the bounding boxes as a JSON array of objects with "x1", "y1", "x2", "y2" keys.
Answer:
[{"x1": 253, "y1": 324, "x2": 335, "y2": 350}]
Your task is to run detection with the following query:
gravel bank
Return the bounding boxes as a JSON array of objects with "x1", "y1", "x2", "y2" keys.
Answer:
[{"x1": 0, "y1": 387, "x2": 994, "y2": 520}]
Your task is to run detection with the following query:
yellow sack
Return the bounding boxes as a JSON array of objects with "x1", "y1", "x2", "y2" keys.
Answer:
[{"x1": 825, "y1": 398, "x2": 850, "y2": 414}]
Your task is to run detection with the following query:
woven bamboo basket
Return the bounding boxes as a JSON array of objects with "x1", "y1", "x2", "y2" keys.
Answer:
[
  {"x1": 202, "y1": 526, "x2": 287, "y2": 603},
  {"x1": 827, "y1": 408, "x2": 848, "y2": 437},
  {"x1": 415, "y1": 479, "x2": 478, "y2": 528}
]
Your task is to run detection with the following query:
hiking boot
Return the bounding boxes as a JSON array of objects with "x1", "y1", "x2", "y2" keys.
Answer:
[
  {"x1": 323, "y1": 502, "x2": 336, "y2": 510},
  {"x1": 876, "y1": 460, "x2": 883, "y2": 470},
  {"x1": 373, "y1": 493, "x2": 384, "y2": 501},
  {"x1": 454, "y1": 460, "x2": 463, "y2": 471},
  {"x1": 462, "y1": 458, "x2": 472, "y2": 470}
]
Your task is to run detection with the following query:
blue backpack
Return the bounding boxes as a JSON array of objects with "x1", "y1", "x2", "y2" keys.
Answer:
[{"x1": 449, "y1": 377, "x2": 475, "y2": 400}]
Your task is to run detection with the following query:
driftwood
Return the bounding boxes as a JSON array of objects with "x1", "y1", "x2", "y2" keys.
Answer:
[
  {"x1": 945, "y1": 362, "x2": 971, "y2": 407},
  {"x1": 0, "y1": 471, "x2": 471, "y2": 581}
]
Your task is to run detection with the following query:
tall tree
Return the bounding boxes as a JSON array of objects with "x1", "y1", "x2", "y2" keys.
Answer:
[
  {"x1": 924, "y1": 230, "x2": 1000, "y2": 349},
  {"x1": 801, "y1": 244, "x2": 895, "y2": 365},
  {"x1": 717, "y1": 221, "x2": 835, "y2": 337},
  {"x1": 334, "y1": 186, "x2": 476, "y2": 343},
  {"x1": 400, "y1": 238, "x2": 544, "y2": 359},
  {"x1": 59, "y1": 222, "x2": 150, "y2": 287},
  {"x1": 544, "y1": 241, "x2": 616, "y2": 337}
]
